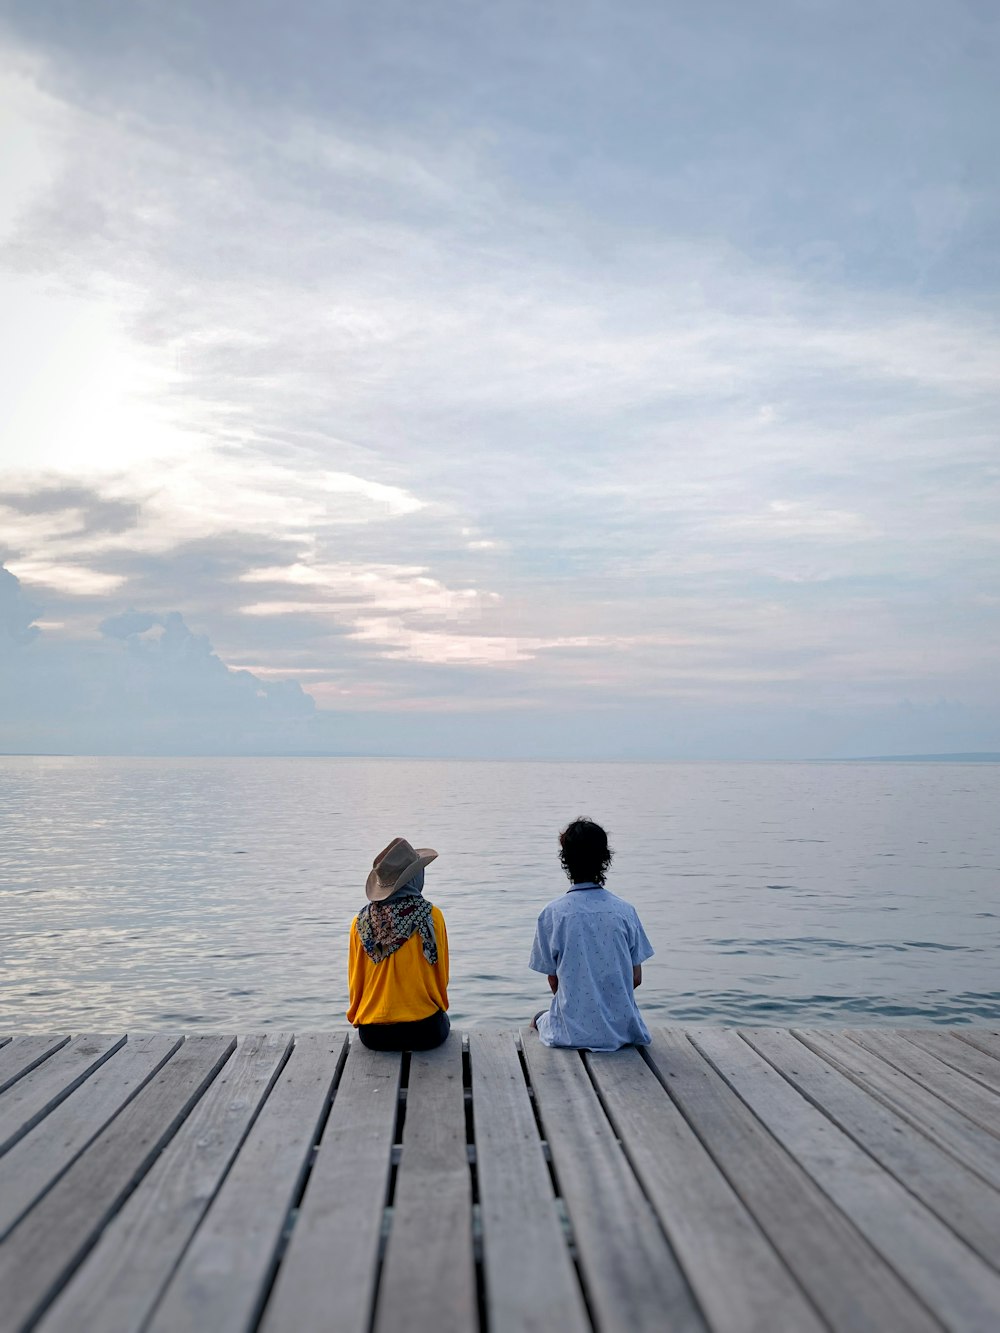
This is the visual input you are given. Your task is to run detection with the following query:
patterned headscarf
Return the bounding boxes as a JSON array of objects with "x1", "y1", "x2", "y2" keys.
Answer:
[{"x1": 356, "y1": 867, "x2": 438, "y2": 965}]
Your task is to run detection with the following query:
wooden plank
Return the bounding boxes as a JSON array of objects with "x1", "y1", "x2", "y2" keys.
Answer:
[
  {"x1": 0, "y1": 1034, "x2": 182, "y2": 1239},
  {"x1": 472, "y1": 1031, "x2": 590, "y2": 1333},
  {"x1": 954, "y1": 1029, "x2": 1000, "y2": 1063},
  {"x1": 588, "y1": 1045, "x2": 825, "y2": 1333},
  {"x1": 693, "y1": 1028, "x2": 1000, "y2": 1333},
  {"x1": 374, "y1": 1036, "x2": 478, "y2": 1333},
  {"x1": 0, "y1": 1035, "x2": 235, "y2": 1333},
  {"x1": 746, "y1": 1027, "x2": 1000, "y2": 1268},
  {"x1": 0, "y1": 1034, "x2": 126, "y2": 1154},
  {"x1": 0, "y1": 1037, "x2": 11, "y2": 1050},
  {"x1": 0, "y1": 1035, "x2": 70, "y2": 1094},
  {"x1": 146, "y1": 1032, "x2": 347, "y2": 1333},
  {"x1": 903, "y1": 1029, "x2": 1000, "y2": 1097},
  {"x1": 38, "y1": 1034, "x2": 292, "y2": 1333},
  {"x1": 645, "y1": 1029, "x2": 939, "y2": 1333},
  {"x1": 827, "y1": 1028, "x2": 1000, "y2": 1154},
  {"x1": 260, "y1": 1040, "x2": 402, "y2": 1333},
  {"x1": 800, "y1": 1029, "x2": 1000, "y2": 1180},
  {"x1": 522, "y1": 1031, "x2": 705, "y2": 1333}
]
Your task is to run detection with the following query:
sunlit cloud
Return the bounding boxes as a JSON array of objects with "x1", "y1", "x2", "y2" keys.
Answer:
[
  {"x1": 345, "y1": 619, "x2": 621, "y2": 667},
  {"x1": 4, "y1": 559, "x2": 126, "y2": 597},
  {"x1": 239, "y1": 562, "x2": 497, "y2": 622}
]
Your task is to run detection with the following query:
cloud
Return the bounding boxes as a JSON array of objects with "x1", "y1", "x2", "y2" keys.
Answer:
[
  {"x1": 0, "y1": 564, "x2": 40, "y2": 644},
  {"x1": 238, "y1": 560, "x2": 496, "y2": 620},
  {"x1": 0, "y1": 6, "x2": 998, "y2": 755},
  {"x1": 4, "y1": 559, "x2": 126, "y2": 596},
  {"x1": 0, "y1": 567, "x2": 318, "y2": 754},
  {"x1": 1, "y1": 484, "x2": 139, "y2": 532}
]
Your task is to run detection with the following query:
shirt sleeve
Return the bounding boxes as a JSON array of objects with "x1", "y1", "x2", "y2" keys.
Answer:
[
  {"x1": 529, "y1": 912, "x2": 557, "y2": 974},
  {"x1": 346, "y1": 916, "x2": 365, "y2": 1025},
  {"x1": 629, "y1": 910, "x2": 655, "y2": 965},
  {"x1": 434, "y1": 907, "x2": 450, "y2": 990}
]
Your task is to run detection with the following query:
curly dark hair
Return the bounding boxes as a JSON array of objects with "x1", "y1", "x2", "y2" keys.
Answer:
[{"x1": 559, "y1": 816, "x2": 613, "y2": 885}]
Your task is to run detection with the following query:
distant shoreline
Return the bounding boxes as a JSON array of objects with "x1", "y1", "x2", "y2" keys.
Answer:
[
  {"x1": 1, "y1": 750, "x2": 999, "y2": 763},
  {"x1": 830, "y1": 752, "x2": 1000, "y2": 763}
]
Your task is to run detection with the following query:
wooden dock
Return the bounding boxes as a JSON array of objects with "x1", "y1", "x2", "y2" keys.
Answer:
[{"x1": 0, "y1": 1028, "x2": 999, "y2": 1331}]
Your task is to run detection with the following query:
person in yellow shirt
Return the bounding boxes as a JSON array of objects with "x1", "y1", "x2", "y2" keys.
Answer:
[{"x1": 347, "y1": 836, "x2": 450, "y2": 1051}]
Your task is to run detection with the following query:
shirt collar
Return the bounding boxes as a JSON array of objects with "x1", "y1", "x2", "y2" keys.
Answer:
[{"x1": 567, "y1": 880, "x2": 602, "y2": 892}]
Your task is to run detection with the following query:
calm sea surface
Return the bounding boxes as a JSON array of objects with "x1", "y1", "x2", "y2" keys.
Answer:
[{"x1": 2, "y1": 756, "x2": 998, "y2": 1031}]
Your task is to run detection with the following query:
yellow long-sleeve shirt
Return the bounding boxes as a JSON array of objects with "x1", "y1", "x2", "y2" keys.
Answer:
[{"x1": 346, "y1": 904, "x2": 449, "y2": 1026}]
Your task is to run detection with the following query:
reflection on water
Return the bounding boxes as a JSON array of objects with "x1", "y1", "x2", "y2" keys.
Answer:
[{"x1": 2, "y1": 756, "x2": 998, "y2": 1031}]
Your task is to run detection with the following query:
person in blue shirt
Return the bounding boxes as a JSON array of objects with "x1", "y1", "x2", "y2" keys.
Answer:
[{"x1": 529, "y1": 817, "x2": 654, "y2": 1051}]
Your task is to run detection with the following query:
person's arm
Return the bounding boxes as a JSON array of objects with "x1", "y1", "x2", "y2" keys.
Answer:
[
  {"x1": 434, "y1": 909, "x2": 450, "y2": 1004},
  {"x1": 628, "y1": 910, "x2": 654, "y2": 989},
  {"x1": 346, "y1": 918, "x2": 365, "y2": 1025},
  {"x1": 529, "y1": 911, "x2": 558, "y2": 986}
]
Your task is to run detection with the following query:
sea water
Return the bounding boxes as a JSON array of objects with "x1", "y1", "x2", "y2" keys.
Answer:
[{"x1": 1, "y1": 756, "x2": 998, "y2": 1031}]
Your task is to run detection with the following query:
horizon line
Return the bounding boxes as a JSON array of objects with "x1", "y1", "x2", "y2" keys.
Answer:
[{"x1": 2, "y1": 750, "x2": 998, "y2": 764}]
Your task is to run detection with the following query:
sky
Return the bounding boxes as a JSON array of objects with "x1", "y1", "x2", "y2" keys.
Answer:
[{"x1": 0, "y1": 0, "x2": 998, "y2": 758}]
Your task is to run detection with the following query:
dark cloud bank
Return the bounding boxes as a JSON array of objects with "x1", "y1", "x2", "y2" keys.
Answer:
[{"x1": 0, "y1": 566, "x2": 320, "y2": 754}]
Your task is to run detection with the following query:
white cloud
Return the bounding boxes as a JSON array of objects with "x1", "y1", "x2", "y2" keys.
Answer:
[
  {"x1": 0, "y1": 63, "x2": 57, "y2": 237},
  {"x1": 347, "y1": 619, "x2": 533, "y2": 666},
  {"x1": 0, "y1": 273, "x2": 197, "y2": 476},
  {"x1": 239, "y1": 561, "x2": 496, "y2": 622},
  {"x1": 4, "y1": 559, "x2": 126, "y2": 596},
  {"x1": 318, "y1": 472, "x2": 424, "y2": 516},
  {"x1": 345, "y1": 617, "x2": 622, "y2": 667}
]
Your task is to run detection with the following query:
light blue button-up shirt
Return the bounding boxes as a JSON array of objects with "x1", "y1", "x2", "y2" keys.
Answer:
[{"x1": 529, "y1": 884, "x2": 654, "y2": 1051}]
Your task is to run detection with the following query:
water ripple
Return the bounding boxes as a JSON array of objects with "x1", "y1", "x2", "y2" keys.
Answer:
[
  {"x1": 708, "y1": 936, "x2": 977, "y2": 956},
  {"x1": 2, "y1": 756, "x2": 998, "y2": 1031}
]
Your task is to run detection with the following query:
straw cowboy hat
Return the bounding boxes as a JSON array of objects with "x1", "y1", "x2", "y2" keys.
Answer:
[{"x1": 365, "y1": 836, "x2": 438, "y2": 902}]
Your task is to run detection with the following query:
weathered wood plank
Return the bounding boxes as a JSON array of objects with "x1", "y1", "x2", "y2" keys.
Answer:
[
  {"x1": 260, "y1": 1040, "x2": 401, "y2": 1333},
  {"x1": 522, "y1": 1031, "x2": 705, "y2": 1333},
  {"x1": 0, "y1": 1035, "x2": 235, "y2": 1333},
  {"x1": 473, "y1": 1031, "x2": 590, "y2": 1333},
  {"x1": 694, "y1": 1028, "x2": 1000, "y2": 1333},
  {"x1": 146, "y1": 1032, "x2": 346, "y2": 1333},
  {"x1": 0, "y1": 1038, "x2": 11, "y2": 1050},
  {"x1": 801, "y1": 1028, "x2": 1000, "y2": 1179},
  {"x1": 4, "y1": 1024, "x2": 998, "y2": 1333},
  {"x1": 952, "y1": 1029, "x2": 1000, "y2": 1065},
  {"x1": 0, "y1": 1034, "x2": 182, "y2": 1240},
  {"x1": 0, "y1": 1035, "x2": 70, "y2": 1094},
  {"x1": 826, "y1": 1028, "x2": 1000, "y2": 1155},
  {"x1": 38, "y1": 1035, "x2": 292, "y2": 1333},
  {"x1": 588, "y1": 1045, "x2": 824, "y2": 1333},
  {"x1": 747, "y1": 1027, "x2": 1000, "y2": 1268},
  {"x1": 903, "y1": 1029, "x2": 1000, "y2": 1097},
  {"x1": 374, "y1": 1036, "x2": 477, "y2": 1333},
  {"x1": 0, "y1": 1034, "x2": 126, "y2": 1155},
  {"x1": 645, "y1": 1029, "x2": 939, "y2": 1333}
]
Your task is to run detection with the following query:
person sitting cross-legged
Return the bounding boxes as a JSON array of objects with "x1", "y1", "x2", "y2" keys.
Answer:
[
  {"x1": 529, "y1": 817, "x2": 653, "y2": 1051},
  {"x1": 347, "y1": 836, "x2": 450, "y2": 1051}
]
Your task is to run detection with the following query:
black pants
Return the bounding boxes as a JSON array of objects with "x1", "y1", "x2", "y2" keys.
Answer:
[{"x1": 358, "y1": 1009, "x2": 451, "y2": 1052}]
